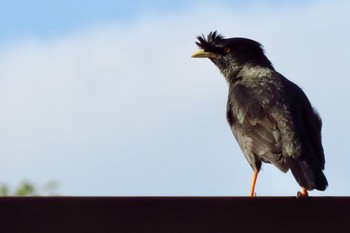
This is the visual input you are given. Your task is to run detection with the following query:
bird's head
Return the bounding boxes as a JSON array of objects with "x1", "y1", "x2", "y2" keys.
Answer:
[{"x1": 191, "y1": 31, "x2": 274, "y2": 81}]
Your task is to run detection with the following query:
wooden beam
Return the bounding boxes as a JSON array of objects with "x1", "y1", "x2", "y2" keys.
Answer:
[{"x1": 1, "y1": 197, "x2": 349, "y2": 233}]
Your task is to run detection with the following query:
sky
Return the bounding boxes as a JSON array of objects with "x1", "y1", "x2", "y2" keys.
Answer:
[{"x1": 0, "y1": 0, "x2": 349, "y2": 196}]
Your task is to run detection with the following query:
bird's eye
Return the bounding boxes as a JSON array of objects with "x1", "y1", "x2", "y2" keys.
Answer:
[{"x1": 224, "y1": 47, "x2": 231, "y2": 54}]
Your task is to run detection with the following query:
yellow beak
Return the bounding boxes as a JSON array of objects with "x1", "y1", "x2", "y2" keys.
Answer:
[{"x1": 191, "y1": 49, "x2": 217, "y2": 58}]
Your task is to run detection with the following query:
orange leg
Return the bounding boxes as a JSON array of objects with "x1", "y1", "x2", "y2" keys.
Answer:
[
  {"x1": 250, "y1": 169, "x2": 258, "y2": 197},
  {"x1": 297, "y1": 187, "x2": 309, "y2": 198}
]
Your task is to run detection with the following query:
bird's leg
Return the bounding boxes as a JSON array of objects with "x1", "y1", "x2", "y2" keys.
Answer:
[
  {"x1": 297, "y1": 187, "x2": 309, "y2": 198},
  {"x1": 249, "y1": 169, "x2": 258, "y2": 197}
]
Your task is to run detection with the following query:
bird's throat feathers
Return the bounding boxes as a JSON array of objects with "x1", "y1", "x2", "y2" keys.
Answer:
[{"x1": 211, "y1": 57, "x2": 243, "y2": 83}]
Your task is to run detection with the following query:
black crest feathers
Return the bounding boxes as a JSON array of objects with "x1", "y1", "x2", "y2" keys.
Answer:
[{"x1": 196, "y1": 31, "x2": 224, "y2": 51}]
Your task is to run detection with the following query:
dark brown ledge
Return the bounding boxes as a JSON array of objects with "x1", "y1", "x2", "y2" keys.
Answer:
[{"x1": 1, "y1": 196, "x2": 349, "y2": 233}]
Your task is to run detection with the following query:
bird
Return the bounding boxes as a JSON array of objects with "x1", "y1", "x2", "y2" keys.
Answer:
[{"x1": 191, "y1": 31, "x2": 328, "y2": 197}]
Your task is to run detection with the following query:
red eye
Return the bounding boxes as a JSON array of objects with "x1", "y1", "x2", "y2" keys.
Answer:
[{"x1": 224, "y1": 47, "x2": 231, "y2": 54}]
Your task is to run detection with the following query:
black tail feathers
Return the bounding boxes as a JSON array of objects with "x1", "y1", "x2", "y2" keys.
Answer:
[{"x1": 287, "y1": 157, "x2": 328, "y2": 191}]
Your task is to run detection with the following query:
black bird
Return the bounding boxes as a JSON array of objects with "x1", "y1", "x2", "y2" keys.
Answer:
[{"x1": 191, "y1": 31, "x2": 328, "y2": 196}]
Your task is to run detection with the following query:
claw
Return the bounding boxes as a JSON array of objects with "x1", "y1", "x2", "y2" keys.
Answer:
[{"x1": 297, "y1": 187, "x2": 309, "y2": 198}]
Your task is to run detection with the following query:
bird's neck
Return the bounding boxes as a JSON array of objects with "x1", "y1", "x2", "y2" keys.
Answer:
[
  {"x1": 224, "y1": 64, "x2": 275, "y2": 83},
  {"x1": 210, "y1": 58, "x2": 242, "y2": 83}
]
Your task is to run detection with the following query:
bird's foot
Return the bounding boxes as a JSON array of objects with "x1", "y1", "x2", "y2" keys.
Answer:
[
  {"x1": 297, "y1": 188, "x2": 309, "y2": 198},
  {"x1": 249, "y1": 192, "x2": 257, "y2": 197}
]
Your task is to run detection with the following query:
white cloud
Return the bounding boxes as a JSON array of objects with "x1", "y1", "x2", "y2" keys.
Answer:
[{"x1": 0, "y1": 0, "x2": 349, "y2": 196}]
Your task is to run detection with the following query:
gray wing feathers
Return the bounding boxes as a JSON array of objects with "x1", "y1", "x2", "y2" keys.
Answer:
[{"x1": 226, "y1": 72, "x2": 327, "y2": 190}]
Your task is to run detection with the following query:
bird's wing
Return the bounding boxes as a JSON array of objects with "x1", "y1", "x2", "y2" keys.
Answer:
[
  {"x1": 227, "y1": 73, "x2": 326, "y2": 183},
  {"x1": 226, "y1": 83, "x2": 288, "y2": 172},
  {"x1": 270, "y1": 75, "x2": 327, "y2": 190},
  {"x1": 276, "y1": 76, "x2": 325, "y2": 166}
]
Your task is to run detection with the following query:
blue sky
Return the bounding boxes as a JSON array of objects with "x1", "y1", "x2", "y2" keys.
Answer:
[
  {"x1": 0, "y1": 0, "x2": 311, "y2": 40},
  {"x1": 0, "y1": 0, "x2": 349, "y2": 196}
]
